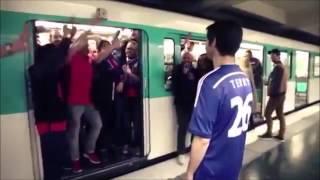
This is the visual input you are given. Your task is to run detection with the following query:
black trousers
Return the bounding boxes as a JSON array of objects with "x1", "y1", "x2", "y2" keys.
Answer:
[
  {"x1": 176, "y1": 105, "x2": 193, "y2": 154},
  {"x1": 40, "y1": 132, "x2": 68, "y2": 180},
  {"x1": 96, "y1": 101, "x2": 115, "y2": 149},
  {"x1": 122, "y1": 96, "x2": 142, "y2": 147}
]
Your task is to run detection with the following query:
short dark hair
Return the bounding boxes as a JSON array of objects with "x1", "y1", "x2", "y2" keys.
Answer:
[
  {"x1": 245, "y1": 49, "x2": 252, "y2": 55},
  {"x1": 268, "y1": 48, "x2": 280, "y2": 56},
  {"x1": 206, "y1": 20, "x2": 243, "y2": 56}
]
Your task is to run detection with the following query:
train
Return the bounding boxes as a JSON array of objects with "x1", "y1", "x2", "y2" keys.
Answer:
[{"x1": 0, "y1": 0, "x2": 319, "y2": 180}]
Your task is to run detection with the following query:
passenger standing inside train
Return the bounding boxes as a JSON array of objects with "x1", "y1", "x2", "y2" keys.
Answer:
[
  {"x1": 112, "y1": 40, "x2": 128, "y2": 150},
  {"x1": 66, "y1": 30, "x2": 121, "y2": 173},
  {"x1": 118, "y1": 39, "x2": 142, "y2": 156},
  {"x1": 28, "y1": 24, "x2": 76, "y2": 180},
  {"x1": 31, "y1": 25, "x2": 77, "y2": 127},
  {"x1": 183, "y1": 21, "x2": 251, "y2": 180},
  {"x1": 172, "y1": 52, "x2": 197, "y2": 165},
  {"x1": 196, "y1": 53, "x2": 213, "y2": 81},
  {"x1": 93, "y1": 40, "x2": 119, "y2": 152},
  {"x1": 259, "y1": 49, "x2": 288, "y2": 141},
  {"x1": 245, "y1": 50, "x2": 263, "y2": 91}
]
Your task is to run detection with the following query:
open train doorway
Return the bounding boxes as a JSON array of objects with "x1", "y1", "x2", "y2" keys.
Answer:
[{"x1": 28, "y1": 20, "x2": 148, "y2": 179}]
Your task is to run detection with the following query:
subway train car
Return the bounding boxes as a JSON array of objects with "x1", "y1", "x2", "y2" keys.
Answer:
[{"x1": 1, "y1": 1, "x2": 319, "y2": 180}]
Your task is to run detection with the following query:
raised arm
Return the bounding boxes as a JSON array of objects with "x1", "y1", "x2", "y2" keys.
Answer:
[
  {"x1": 67, "y1": 30, "x2": 91, "y2": 62},
  {"x1": 95, "y1": 30, "x2": 121, "y2": 63},
  {"x1": 95, "y1": 38, "x2": 121, "y2": 63},
  {"x1": 67, "y1": 15, "x2": 103, "y2": 62},
  {"x1": 0, "y1": 24, "x2": 29, "y2": 58}
]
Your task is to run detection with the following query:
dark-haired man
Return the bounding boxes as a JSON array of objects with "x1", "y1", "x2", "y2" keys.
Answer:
[{"x1": 183, "y1": 21, "x2": 253, "y2": 180}]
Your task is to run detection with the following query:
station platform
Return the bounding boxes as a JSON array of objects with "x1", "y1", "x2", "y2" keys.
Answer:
[{"x1": 115, "y1": 104, "x2": 320, "y2": 180}]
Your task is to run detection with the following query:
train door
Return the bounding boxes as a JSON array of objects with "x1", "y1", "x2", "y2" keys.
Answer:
[
  {"x1": 24, "y1": 20, "x2": 43, "y2": 180},
  {"x1": 294, "y1": 50, "x2": 309, "y2": 107},
  {"x1": 27, "y1": 19, "x2": 149, "y2": 179}
]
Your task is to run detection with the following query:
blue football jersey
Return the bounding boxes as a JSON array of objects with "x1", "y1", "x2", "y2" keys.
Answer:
[{"x1": 189, "y1": 64, "x2": 253, "y2": 180}]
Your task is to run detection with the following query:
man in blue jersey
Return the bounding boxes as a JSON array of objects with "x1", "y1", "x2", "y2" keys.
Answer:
[{"x1": 183, "y1": 21, "x2": 253, "y2": 180}]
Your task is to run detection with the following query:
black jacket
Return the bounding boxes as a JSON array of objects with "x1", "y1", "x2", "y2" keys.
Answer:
[{"x1": 172, "y1": 62, "x2": 197, "y2": 109}]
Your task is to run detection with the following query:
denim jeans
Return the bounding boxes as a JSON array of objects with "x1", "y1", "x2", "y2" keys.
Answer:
[{"x1": 66, "y1": 105, "x2": 102, "y2": 160}]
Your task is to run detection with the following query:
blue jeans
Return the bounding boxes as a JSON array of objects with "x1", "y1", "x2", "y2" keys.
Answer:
[{"x1": 67, "y1": 105, "x2": 102, "y2": 160}]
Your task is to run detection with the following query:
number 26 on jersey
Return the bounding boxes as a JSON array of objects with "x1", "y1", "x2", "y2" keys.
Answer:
[{"x1": 228, "y1": 93, "x2": 253, "y2": 138}]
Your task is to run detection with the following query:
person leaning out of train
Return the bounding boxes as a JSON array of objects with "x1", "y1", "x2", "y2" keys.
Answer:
[
  {"x1": 245, "y1": 49, "x2": 263, "y2": 89},
  {"x1": 65, "y1": 29, "x2": 121, "y2": 173},
  {"x1": 172, "y1": 51, "x2": 198, "y2": 165},
  {"x1": 259, "y1": 48, "x2": 288, "y2": 141}
]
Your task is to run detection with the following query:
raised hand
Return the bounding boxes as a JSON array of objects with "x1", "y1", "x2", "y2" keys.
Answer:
[
  {"x1": 70, "y1": 26, "x2": 77, "y2": 38},
  {"x1": 13, "y1": 24, "x2": 29, "y2": 51},
  {"x1": 63, "y1": 25, "x2": 70, "y2": 37},
  {"x1": 111, "y1": 38, "x2": 121, "y2": 49}
]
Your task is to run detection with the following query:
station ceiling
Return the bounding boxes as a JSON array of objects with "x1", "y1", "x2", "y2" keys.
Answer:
[{"x1": 113, "y1": 0, "x2": 320, "y2": 45}]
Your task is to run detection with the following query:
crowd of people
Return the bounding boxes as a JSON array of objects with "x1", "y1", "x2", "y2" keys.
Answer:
[
  {"x1": 1, "y1": 18, "x2": 289, "y2": 180},
  {"x1": 27, "y1": 18, "x2": 143, "y2": 175}
]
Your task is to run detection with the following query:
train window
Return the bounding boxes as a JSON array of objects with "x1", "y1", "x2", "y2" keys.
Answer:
[
  {"x1": 180, "y1": 38, "x2": 206, "y2": 63},
  {"x1": 280, "y1": 52, "x2": 292, "y2": 79},
  {"x1": 31, "y1": 20, "x2": 146, "y2": 179},
  {"x1": 163, "y1": 38, "x2": 175, "y2": 90},
  {"x1": 295, "y1": 50, "x2": 309, "y2": 107},
  {"x1": 314, "y1": 56, "x2": 320, "y2": 77},
  {"x1": 164, "y1": 38, "x2": 174, "y2": 65},
  {"x1": 235, "y1": 42, "x2": 264, "y2": 64},
  {"x1": 295, "y1": 51, "x2": 309, "y2": 78}
]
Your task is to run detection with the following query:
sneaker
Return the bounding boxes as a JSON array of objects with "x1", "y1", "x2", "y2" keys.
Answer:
[
  {"x1": 176, "y1": 155, "x2": 185, "y2": 166},
  {"x1": 71, "y1": 160, "x2": 83, "y2": 173},
  {"x1": 122, "y1": 145, "x2": 129, "y2": 155},
  {"x1": 83, "y1": 152, "x2": 101, "y2": 164},
  {"x1": 273, "y1": 135, "x2": 284, "y2": 141},
  {"x1": 258, "y1": 133, "x2": 272, "y2": 138}
]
